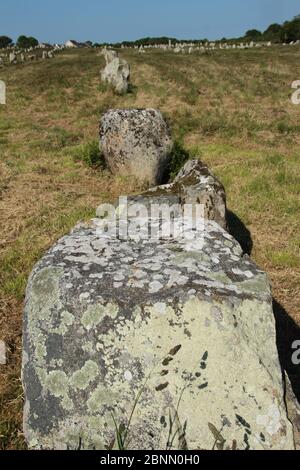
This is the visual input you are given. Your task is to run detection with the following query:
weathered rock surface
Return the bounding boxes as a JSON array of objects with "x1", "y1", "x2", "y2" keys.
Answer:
[
  {"x1": 285, "y1": 372, "x2": 300, "y2": 449},
  {"x1": 9, "y1": 53, "x2": 17, "y2": 64},
  {"x1": 22, "y1": 216, "x2": 294, "y2": 450},
  {"x1": 174, "y1": 160, "x2": 227, "y2": 230},
  {"x1": 0, "y1": 80, "x2": 5, "y2": 105},
  {"x1": 102, "y1": 49, "x2": 118, "y2": 65},
  {"x1": 120, "y1": 160, "x2": 227, "y2": 230},
  {"x1": 101, "y1": 53, "x2": 130, "y2": 94},
  {"x1": 100, "y1": 109, "x2": 173, "y2": 186},
  {"x1": 0, "y1": 340, "x2": 6, "y2": 365}
]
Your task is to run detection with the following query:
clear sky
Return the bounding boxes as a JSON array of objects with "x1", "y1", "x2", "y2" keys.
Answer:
[{"x1": 1, "y1": 0, "x2": 299, "y2": 44}]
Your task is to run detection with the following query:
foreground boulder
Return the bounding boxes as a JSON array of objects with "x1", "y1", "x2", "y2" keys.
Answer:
[
  {"x1": 101, "y1": 51, "x2": 130, "y2": 94},
  {"x1": 100, "y1": 109, "x2": 173, "y2": 186},
  {"x1": 23, "y1": 213, "x2": 294, "y2": 449}
]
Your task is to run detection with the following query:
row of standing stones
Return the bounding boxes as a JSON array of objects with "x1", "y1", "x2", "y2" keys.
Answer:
[{"x1": 22, "y1": 108, "x2": 299, "y2": 450}]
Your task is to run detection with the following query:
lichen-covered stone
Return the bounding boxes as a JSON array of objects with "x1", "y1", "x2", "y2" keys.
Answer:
[
  {"x1": 0, "y1": 340, "x2": 6, "y2": 365},
  {"x1": 121, "y1": 160, "x2": 227, "y2": 230},
  {"x1": 99, "y1": 109, "x2": 173, "y2": 186},
  {"x1": 101, "y1": 56, "x2": 130, "y2": 95},
  {"x1": 22, "y1": 218, "x2": 294, "y2": 450},
  {"x1": 174, "y1": 159, "x2": 227, "y2": 230},
  {"x1": 285, "y1": 372, "x2": 300, "y2": 449},
  {"x1": 102, "y1": 49, "x2": 118, "y2": 65}
]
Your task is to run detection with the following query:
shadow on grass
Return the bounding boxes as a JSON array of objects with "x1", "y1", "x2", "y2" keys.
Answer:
[
  {"x1": 273, "y1": 299, "x2": 300, "y2": 402},
  {"x1": 127, "y1": 83, "x2": 138, "y2": 95},
  {"x1": 227, "y1": 210, "x2": 253, "y2": 256},
  {"x1": 227, "y1": 211, "x2": 300, "y2": 402}
]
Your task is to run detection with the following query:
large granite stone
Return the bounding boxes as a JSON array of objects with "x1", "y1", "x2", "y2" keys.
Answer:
[
  {"x1": 99, "y1": 109, "x2": 173, "y2": 186},
  {"x1": 22, "y1": 217, "x2": 294, "y2": 450}
]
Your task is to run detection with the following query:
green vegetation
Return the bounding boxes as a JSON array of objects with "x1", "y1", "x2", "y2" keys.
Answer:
[
  {"x1": 168, "y1": 141, "x2": 190, "y2": 180},
  {"x1": 16, "y1": 35, "x2": 39, "y2": 49},
  {"x1": 0, "y1": 36, "x2": 13, "y2": 49},
  {"x1": 111, "y1": 14, "x2": 300, "y2": 47},
  {"x1": 72, "y1": 140, "x2": 104, "y2": 168}
]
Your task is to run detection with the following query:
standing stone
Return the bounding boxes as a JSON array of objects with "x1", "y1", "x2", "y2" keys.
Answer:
[
  {"x1": 0, "y1": 80, "x2": 5, "y2": 105},
  {"x1": 9, "y1": 53, "x2": 17, "y2": 64},
  {"x1": 101, "y1": 56, "x2": 130, "y2": 94},
  {"x1": 285, "y1": 373, "x2": 300, "y2": 449},
  {"x1": 99, "y1": 109, "x2": 173, "y2": 185},
  {"x1": 123, "y1": 159, "x2": 227, "y2": 230},
  {"x1": 22, "y1": 214, "x2": 295, "y2": 450},
  {"x1": 0, "y1": 340, "x2": 6, "y2": 365},
  {"x1": 102, "y1": 49, "x2": 118, "y2": 65},
  {"x1": 174, "y1": 160, "x2": 227, "y2": 230}
]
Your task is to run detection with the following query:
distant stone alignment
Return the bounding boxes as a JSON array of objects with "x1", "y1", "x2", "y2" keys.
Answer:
[{"x1": 22, "y1": 110, "x2": 297, "y2": 450}]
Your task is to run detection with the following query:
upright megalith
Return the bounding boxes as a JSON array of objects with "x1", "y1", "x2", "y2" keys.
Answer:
[
  {"x1": 100, "y1": 109, "x2": 173, "y2": 186},
  {"x1": 22, "y1": 213, "x2": 295, "y2": 450},
  {"x1": 9, "y1": 52, "x2": 17, "y2": 64},
  {"x1": 101, "y1": 50, "x2": 130, "y2": 94},
  {"x1": 102, "y1": 49, "x2": 118, "y2": 65},
  {"x1": 132, "y1": 159, "x2": 227, "y2": 230}
]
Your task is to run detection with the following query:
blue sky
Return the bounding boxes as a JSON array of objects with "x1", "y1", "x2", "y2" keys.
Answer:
[{"x1": 1, "y1": 0, "x2": 299, "y2": 44}]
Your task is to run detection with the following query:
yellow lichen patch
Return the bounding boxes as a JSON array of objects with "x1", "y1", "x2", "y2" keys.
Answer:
[
  {"x1": 81, "y1": 303, "x2": 119, "y2": 331},
  {"x1": 69, "y1": 360, "x2": 99, "y2": 390}
]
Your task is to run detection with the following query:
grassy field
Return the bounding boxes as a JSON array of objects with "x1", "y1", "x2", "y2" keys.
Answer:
[{"x1": 0, "y1": 46, "x2": 299, "y2": 449}]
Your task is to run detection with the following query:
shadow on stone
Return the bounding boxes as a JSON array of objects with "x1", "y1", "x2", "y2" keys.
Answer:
[
  {"x1": 273, "y1": 299, "x2": 300, "y2": 402},
  {"x1": 227, "y1": 210, "x2": 253, "y2": 255},
  {"x1": 227, "y1": 211, "x2": 300, "y2": 402}
]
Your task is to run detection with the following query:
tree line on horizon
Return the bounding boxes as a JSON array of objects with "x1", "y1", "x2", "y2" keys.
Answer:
[
  {"x1": 113, "y1": 14, "x2": 300, "y2": 47},
  {"x1": 1, "y1": 14, "x2": 300, "y2": 50},
  {"x1": 0, "y1": 35, "x2": 39, "y2": 49}
]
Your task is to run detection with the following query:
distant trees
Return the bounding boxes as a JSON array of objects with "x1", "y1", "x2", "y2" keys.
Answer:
[
  {"x1": 244, "y1": 15, "x2": 300, "y2": 43},
  {"x1": 0, "y1": 36, "x2": 13, "y2": 49},
  {"x1": 280, "y1": 15, "x2": 300, "y2": 42},
  {"x1": 264, "y1": 23, "x2": 282, "y2": 40},
  {"x1": 245, "y1": 29, "x2": 262, "y2": 39},
  {"x1": 16, "y1": 35, "x2": 39, "y2": 49}
]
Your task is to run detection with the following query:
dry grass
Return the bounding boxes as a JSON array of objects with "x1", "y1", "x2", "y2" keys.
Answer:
[{"x1": 0, "y1": 46, "x2": 299, "y2": 449}]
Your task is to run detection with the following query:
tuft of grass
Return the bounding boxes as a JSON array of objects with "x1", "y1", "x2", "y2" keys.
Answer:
[
  {"x1": 168, "y1": 140, "x2": 190, "y2": 180},
  {"x1": 72, "y1": 140, "x2": 105, "y2": 168},
  {"x1": 267, "y1": 250, "x2": 300, "y2": 269}
]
